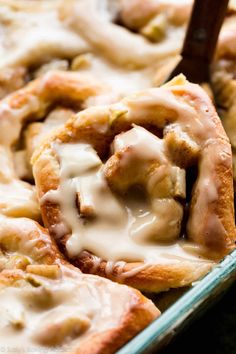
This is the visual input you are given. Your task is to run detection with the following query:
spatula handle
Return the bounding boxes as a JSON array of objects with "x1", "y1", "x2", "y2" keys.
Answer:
[{"x1": 182, "y1": 0, "x2": 229, "y2": 63}]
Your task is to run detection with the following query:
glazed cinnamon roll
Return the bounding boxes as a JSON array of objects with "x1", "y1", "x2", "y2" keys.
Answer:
[
  {"x1": 0, "y1": 214, "x2": 159, "y2": 354},
  {"x1": 0, "y1": 0, "x2": 235, "y2": 100},
  {"x1": 0, "y1": 0, "x2": 189, "y2": 99},
  {"x1": 0, "y1": 2, "x2": 235, "y2": 352},
  {"x1": 32, "y1": 75, "x2": 235, "y2": 292}
]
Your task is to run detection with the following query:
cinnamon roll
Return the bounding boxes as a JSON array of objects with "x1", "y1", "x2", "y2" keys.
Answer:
[
  {"x1": 0, "y1": 0, "x2": 235, "y2": 100},
  {"x1": 0, "y1": 0, "x2": 190, "y2": 99},
  {"x1": 32, "y1": 75, "x2": 235, "y2": 292},
  {"x1": 0, "y1": 213, "x2": 159, "y2": 353}
]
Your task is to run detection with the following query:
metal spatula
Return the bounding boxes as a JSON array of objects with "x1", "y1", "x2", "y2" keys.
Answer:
[{"x1": 167, "y1": 0, "x2": 229, "y2": 84}]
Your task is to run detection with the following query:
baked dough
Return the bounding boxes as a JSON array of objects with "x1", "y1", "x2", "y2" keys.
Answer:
[
  {"x1": 32, "y1": 75, "x2": 236, "y2": 292},
  {"x1": 212, "y1": 13, "x2": 236, "y2": 180},
  {"x1": 16, "y1": 107, "x2": 74, "y2": 180}
]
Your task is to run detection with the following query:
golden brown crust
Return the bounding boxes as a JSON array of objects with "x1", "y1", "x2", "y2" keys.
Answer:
[
  {"x1": 73, "y1": 252, "x2": 212, "y2": 293},
  {"x1": 166, "y1": 79, "x2": 236, "y2": 254},
  {"x1": 211, "y1": 16, "x2": 236, "y2": 183},
  {"x1": 188, "y1": 142, "x2": 235, "y2": 251}
]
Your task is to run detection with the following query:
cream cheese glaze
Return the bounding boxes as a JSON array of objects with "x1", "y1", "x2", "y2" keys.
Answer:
[{"x1": 41, "y1": 126, "x2": 212, "y2": 265}]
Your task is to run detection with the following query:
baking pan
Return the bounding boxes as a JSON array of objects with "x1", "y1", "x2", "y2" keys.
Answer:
[{"x1": 118, "y1": 249, "x2": 236, "y2": 354}]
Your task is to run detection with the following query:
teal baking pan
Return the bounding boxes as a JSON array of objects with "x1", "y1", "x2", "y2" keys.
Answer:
[{"x1": 118, "y1": 249, "x2": 236, "y2": 354}]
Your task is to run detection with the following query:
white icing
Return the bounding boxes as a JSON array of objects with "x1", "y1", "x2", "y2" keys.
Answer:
[
  {"x1": 43, "y1": 130, "x2": 211, "y2": 265},
  {"x1": 113, "y1": 124, "x2": 167, "y2": 163}
]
